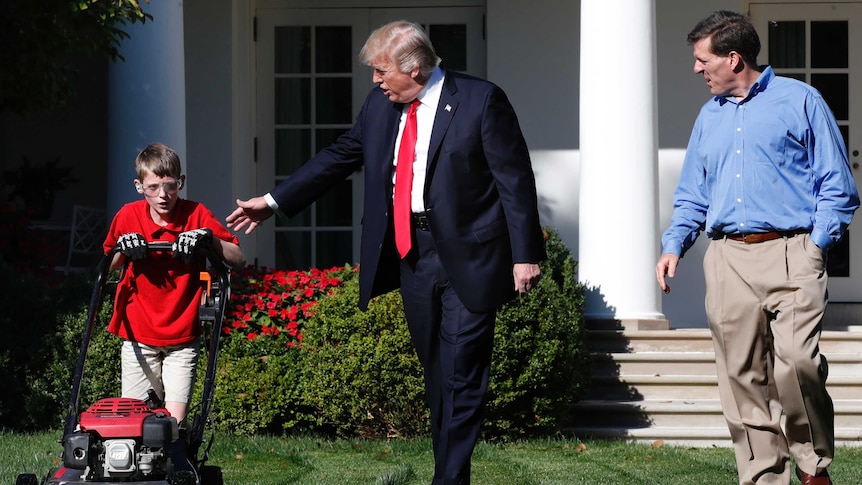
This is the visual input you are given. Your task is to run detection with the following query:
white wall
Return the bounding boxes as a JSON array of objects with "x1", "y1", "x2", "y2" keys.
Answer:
[
  {"x1": 180, "y1": 0, "x2": 748, "y2": 327},
  {"x1": 486, "y1": 0, "x2": 744, "y2": 327},
  {"x1": 184, "y1": 1, "x2": 236, "y2": 226},
  {"x1": 486, "y1": 0, "x2": 581, "y2": 281}
]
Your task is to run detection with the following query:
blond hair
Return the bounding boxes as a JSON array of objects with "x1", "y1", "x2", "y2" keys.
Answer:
[{"x1": 360, "y1": 21, "x2": 441, "y2": 78}]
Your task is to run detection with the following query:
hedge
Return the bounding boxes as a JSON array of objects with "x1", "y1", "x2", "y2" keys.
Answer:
[{"x1": 5, "y1": 227, "x2": 591, "y2": 442}]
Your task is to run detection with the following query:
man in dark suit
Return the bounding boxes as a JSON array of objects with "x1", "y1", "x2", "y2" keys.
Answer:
[{"x1": 226, "y1": 20, "x2": 545, "y2": 485}]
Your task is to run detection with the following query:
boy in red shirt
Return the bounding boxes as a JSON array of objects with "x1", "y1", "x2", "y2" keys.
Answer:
[{"x1": 103, "y1": 143, "x2": 245, "y2": 426}]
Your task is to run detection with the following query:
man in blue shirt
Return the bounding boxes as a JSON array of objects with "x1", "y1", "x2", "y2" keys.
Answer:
[{"x1": 655, "y1": 10, "x2": 859, "y2": 485}]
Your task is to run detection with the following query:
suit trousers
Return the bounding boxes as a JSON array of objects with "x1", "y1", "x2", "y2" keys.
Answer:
[
  {"x1": 704, "y1": 234, "x2": 833, "y2": 485},
  {"x1": 399, "y1": 227, "x2": 496, "y2": 485}
]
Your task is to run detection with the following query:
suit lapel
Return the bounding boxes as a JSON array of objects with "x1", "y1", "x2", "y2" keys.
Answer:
[
  {"x1": 427, "y1": 73, "x2": 459, "y2": 180},
  {"x1": 379, "y1": 99, "x2": 405, "y2": 201}
]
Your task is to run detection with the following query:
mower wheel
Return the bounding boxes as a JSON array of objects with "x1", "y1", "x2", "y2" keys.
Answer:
[
  {"x1": 15, "y1": 474, "x2": 39, "y2": 485},
  {"x1": 199, "y1": 465, "x2": 224, "y2": 485}
]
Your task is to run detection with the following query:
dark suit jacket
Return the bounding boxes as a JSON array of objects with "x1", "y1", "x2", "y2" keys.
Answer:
[{"x1": 270, "y1": 70, "x2": 546, "y2": 313}]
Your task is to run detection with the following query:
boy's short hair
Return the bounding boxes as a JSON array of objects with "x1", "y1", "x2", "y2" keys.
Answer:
[{"x1": 135, "y1": 143, "x2": 182, "y2": 180}]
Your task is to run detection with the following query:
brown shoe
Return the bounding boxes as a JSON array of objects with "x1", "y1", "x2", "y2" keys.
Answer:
[{"x1": 796, "y1": 466, "x2": 833, "y2": 485}]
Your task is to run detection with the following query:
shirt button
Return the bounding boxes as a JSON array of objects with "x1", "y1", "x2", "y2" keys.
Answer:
[
  {"x1": 740, "y1": 223, "x2": 746, "y2": 227},
  {"x1": 737, "y1": 127, "x2": 741, "y2": 132},
  {"x1": 737, "y1": 198, "x2": 742, "y2": 202},
  {"x1": 736, "y1": 173, "x2": 741, "y2": 178}
]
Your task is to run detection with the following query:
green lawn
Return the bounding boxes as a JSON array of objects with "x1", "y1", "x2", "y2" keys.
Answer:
[{"x1": 4, "y1": 431, "x2": 861, "y2": 484}]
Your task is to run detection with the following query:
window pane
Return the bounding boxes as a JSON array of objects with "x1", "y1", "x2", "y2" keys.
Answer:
[
  {"x1": 768, "y1": 20, "x2": 804, "y2": 69},
  {"x1": 275, "y1": 129, "x2": 311, "y2": 176},
  {"x1": 275, "y1": 231, "x2": 311, "y2": 270},
  {"x1": 315, "y1": 78, "x2": 352, "y2": 123},
  {"x1": 275, "y1": 78, "x2": 310, "y2": 124},
  {"x1": 276, "y1": 206, "x2": 311, "y2": 227},
  {"x1": 316, "y1": 231, "x2": 354, "y2": 268},
  {"x1": 810, "y1": 73, "x2": 848, "y2": 120},
  {"x1": 316, "y1": 26, "x2": 352, "y2": 73},
  {"x1": 811, "y1": 21, "x2": 847, "y2": 69},
  {"x1": 272, "y1": 176, "x2": 311, "y2": 227},
  {"x1": 430, "y1": 24, "x2": 467, "y2": 71},
  {"x1": 316, "y1": 179, "x2": 353, "y2": 226},
  {"x1": 275, "y1": 26, "x2": 310, "y2": 74},
  {"x1": 784, "y1": 72, "x2": 806, "y2": 83}
]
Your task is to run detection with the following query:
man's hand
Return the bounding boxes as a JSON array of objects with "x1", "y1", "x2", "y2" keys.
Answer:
[
  {"x1": 226, "y1": 197, "x2": 275, "y2": 235},
  {"x1": 117, "y1": 232, "x2": 147, "y2": 261},
  {"x1": 513, "y1": 263, "x2": 541, "y2": 295},
  {"x1": 655, "y1": 253, "x2": 680, "y2": 294},
  {"x1": 173, "y1": 228, "x2": 213, "y2": 264}
]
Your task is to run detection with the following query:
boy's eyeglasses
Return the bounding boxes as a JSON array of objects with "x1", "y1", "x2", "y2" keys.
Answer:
[{"x1": 141, "y1": 180, "x2": 183, "y2": 195}]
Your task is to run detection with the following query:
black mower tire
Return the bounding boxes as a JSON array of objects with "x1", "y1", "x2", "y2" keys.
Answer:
[
  {"x1": 15, "y1": 474, "x2": 39, "y2": 485},
  {"x1": 199, "y1": 465, "x2": 223, "y2": 485}
]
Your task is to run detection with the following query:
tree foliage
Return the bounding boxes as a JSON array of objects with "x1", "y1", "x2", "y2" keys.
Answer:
[{"x1": 0, "y1": 0, "x2": 151, "y2": 115}]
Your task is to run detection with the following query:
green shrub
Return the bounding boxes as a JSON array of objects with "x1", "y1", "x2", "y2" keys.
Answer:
[
  {"x1": 13, "y1": 228, "x2": 589, "y2": 440},
  {"x1": 296, "y1": 286, "x2": 428, "y2": 438},
  {"x1": 214, "y1": 228, "x2": 589, "y2": 440},
  {"x1": 200, "y1": 350, "x2": 306, "y2": 436},
  {"x1": 485, "y1": 229, "x2": 590, "y2": 439},
  {"x1": 206, "y1": 265, "x2": 357, "y2": 435},
  {"x1": 0, "y1": 257, "x2": 59, "y2": 430},
  {"x1": 0, "y1": 257, "x2": 97, "y2": 431},
  {"x1": 47, "y1": 297, "x2": 123, "y2": 422}
]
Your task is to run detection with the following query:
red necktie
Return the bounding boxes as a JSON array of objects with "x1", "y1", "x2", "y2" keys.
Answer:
[{"x1": 394, "y1": 99, "x2": 421, "y2": 258}]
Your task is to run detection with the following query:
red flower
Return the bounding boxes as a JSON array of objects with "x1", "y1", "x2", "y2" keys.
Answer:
[{"x1": 223, "y1": 263, "x2": 356, "y2": 349}]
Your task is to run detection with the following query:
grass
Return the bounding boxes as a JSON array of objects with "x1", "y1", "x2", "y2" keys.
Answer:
[{"x1": 3, "y1": 431, "x2": 861, "y2": 484}]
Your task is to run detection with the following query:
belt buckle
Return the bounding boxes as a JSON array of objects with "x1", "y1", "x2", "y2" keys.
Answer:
[{"x1": 413, "y1": 213, "x2": 430, "y2": 231}]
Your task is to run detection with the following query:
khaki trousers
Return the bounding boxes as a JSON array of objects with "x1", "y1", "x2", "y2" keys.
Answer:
[{"x1": 704, "y1": 234, "x2": 833, "y2": 485}]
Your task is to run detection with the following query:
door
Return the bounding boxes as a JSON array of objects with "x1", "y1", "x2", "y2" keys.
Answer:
[
  {"x1": 751, "y1": 3, "x2": 862, "y2": 301},
  {"x1": 255, "y1": 6, "x2": 485, "y2": 269}
]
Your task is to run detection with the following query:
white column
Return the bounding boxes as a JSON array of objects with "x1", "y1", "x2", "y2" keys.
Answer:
[
  {"x1": 578, "y1": 0, "x2": 667, "y2": 328},
  {"x1": 107, "y1": 1, "x2": 186, "y2": 217}
]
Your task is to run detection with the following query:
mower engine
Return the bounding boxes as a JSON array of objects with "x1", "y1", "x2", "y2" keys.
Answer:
[{"x1": 63, "y1": 398, "x2": 178, "y2": 480}]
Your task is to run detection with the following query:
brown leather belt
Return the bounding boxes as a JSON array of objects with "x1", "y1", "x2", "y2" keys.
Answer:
[{"x1": 723, "y1": 231, "x2": 802, "y2": 244}]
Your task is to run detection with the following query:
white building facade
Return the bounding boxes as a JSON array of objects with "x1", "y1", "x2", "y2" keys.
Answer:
[{"x1": 87, "y1": 0, "x2": 862, "y2": 329}]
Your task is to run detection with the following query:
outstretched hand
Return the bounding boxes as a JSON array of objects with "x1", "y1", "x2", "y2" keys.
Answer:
[{"x1": 226, "y1": 197, "x2": 274, "y2": 235}]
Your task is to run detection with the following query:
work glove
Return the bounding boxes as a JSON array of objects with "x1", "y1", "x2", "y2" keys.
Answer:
[
  {"x1": 172, "y1": 228, "x2": 212, "y2": 264},
  {"x1": 117, "y1": 232, "x2": 147, "y2": 261}
]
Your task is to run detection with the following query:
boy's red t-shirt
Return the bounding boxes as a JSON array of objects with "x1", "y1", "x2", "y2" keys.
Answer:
[{"x1": 102, "y1": 199, "x2": 239, "y2": 347}]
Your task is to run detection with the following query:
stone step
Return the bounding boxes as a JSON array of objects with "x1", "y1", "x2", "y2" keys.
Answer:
[
  {"x1": 566, "y1": 425, "x2": 733, "y2": 447},
  {"x1": 581, "y1": 327, "x2": 862, "y2": 447},
  {"x1": 587, "y1": 374, "x2": 862, "y2": 401},
  {"x1": 585, "y1": 329, "x2": 862, "y2": 354},
  {"x1": 566, "y1": 425, "x2": 862, "y2": 448},
  {"x1": 570, "y1": 399, "x2": 862, "y2": 429},
  {"x1": 591, "y1": 352, "x2": 862, "y2": 377},
  {"x1": 587, "y1": 374, "x2": 721, "y2": 400},
  {"x1": 586, "y1": 329, "x2": 715, "y2": 353}
]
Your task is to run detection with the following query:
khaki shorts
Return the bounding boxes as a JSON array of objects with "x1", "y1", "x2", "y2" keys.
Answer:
[{"x1": 121, "y1": 340, "x2": 199, "y2": 404}]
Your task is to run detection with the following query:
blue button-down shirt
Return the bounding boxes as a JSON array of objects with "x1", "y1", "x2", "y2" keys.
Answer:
[{"x1": 662, "y1": 66, "x2": 859, "y2": 257}]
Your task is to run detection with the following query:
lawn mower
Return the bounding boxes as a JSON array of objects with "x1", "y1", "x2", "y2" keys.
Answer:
[{"x1": 17, "y1": 242, "x2": 231, "y2": 485}]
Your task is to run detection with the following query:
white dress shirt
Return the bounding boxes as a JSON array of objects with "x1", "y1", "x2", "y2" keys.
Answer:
[{"x1": 392, "y1": 67, "x2": 444, "y2": 214}]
